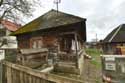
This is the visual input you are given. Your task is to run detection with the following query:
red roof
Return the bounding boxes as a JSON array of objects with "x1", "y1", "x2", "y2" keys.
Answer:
[{"x1": 1, "y1": 20, "x2": 21, "y2": 31}]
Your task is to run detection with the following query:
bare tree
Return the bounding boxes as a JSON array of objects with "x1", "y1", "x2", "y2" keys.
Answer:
[{"x1": 0, "y1": 0, "x2": 40, "y2": 23}]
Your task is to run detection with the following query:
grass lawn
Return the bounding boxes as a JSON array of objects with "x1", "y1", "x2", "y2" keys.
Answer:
[
  {"x1": 85, "y1": 48, "x2": 101, "y2": 56},
  {"x1": 85, "y1": 47, "x2": 102, "y2": 67}
]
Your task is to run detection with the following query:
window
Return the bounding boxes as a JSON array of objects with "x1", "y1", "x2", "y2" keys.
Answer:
[
  {"x1": 32, "y1": 41, "x2": 37, "y2": 48},
  {"x1": 59, "y1": 37, "x2": 72, "y2": 52},
  {"x1": 31, "y1": 37, "x2": 43, "y2": 49},
  {"x1": 38, "y1": 40, "x2": 42, "y2": 48}
]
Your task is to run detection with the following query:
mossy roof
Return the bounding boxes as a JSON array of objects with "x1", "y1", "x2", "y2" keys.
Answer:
[{"x1": 11, "y1": 9, "x2": 86, "y2": 36}]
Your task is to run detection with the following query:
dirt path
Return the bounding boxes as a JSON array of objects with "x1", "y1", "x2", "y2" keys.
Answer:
[{"x1": 84, "y1": 48, "x2": 103, "y2": 83}]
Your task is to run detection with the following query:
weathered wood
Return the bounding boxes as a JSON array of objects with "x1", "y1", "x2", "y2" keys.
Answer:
[
  {"x1": 11, "y1": 69, "x2": 16, "y2": 83},
  {"x1": 75, "y1": 33, "x2": 78, "y2": 68},
  {"x1": 6, "y1": 66, "x2": 12, "y2": 83},
  {"x1": 54, "y1": 64, "x2": 80, "y2": 75},
  {"x1": 28, "y1": 74, "x2": 32, "y2": 83},
  {"x1": 24, "y1": 73, "x2": 28, "y2": 83},
  {"x1": 36, "y1": 77, "x2": 41, "y2": 83},
  {"x1": 19, "y1": 71, "x2": 24, "y2": 83},
  {"x1": 59, "y1": 32, "x2": 75, "y2": 35},
  {"x1": 3, "y1": 61, "x2": 85, "y2": 83}
]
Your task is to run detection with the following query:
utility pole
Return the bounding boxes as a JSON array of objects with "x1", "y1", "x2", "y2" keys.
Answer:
[
  {"x1": 54, "y1": 0, "x2": 61, "y2": 13},
  {"x1": 96, "y1": 33, "x2": 98, "y2": 43}
]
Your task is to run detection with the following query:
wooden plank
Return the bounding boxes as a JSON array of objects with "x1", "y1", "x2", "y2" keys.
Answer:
[
  {"x1": 32, "y1": 76, "x2": 35, "y2": 83},
  {"x1": 17, "y1": 70, "x2": 20, "y2": 83},
  {"x1": 35, "y1": 77, "x2": 41, "y2": 83},
  {"x1": 11, "y1": 69, "x2": 16, "y2": 83},
  {"x1": 74, "y1": 33, "x2": 78, "y2": 68},
  {"x1": 3, "y1": 61, "x2": 85, "y2": 83},
  {"x1": 2, "y1": 64, "x2": 6, "y2": 83},
  {"x1": 20, "y1": 71, "x2": 24, "y2": 83},
  {"x1": 6, "y1": 66, "x2": 12, "y2": 83},
  {"x1": 28, "y1": 74, "x2": 32, "y2": 83},
  {"x1": 59, "y1": 32, "x2": 75, "y2": 35},
  {"x1": 23, "y1": 73, "x2": 26, "y2": 83},
  {"x1": 15, "y1": 69, "x2": 19, "y2": 83}
]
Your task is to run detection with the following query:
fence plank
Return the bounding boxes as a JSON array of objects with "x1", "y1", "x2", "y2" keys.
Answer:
[
  {"x1": 3, "y1": 61, "x2": 85, "y2": 83},
  {"x1": 6, "y1": 66, "x2": 12, "y2": 83},
  {"x1": 28, "y1": 74, "x2": 32, "y2": 83},
  {"x1": 20, "y1": 71, "x2": 24, "y2": 83},
  {"x1": 11, "y1": 69, "x2": 16, "y2": 83}
]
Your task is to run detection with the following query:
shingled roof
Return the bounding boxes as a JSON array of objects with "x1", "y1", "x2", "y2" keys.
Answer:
[
  {"x1": 104, "y1": 24, "x2": 125, "y2": 43},
  {"x1": 11, "y1": 9, "x2": 86, "y2": 35},
  {"x1": 1, "y1": 20, "x2": 21, "y2": 31}
]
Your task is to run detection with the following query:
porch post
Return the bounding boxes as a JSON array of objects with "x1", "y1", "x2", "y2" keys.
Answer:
[{"x1": 74, "y1": 33, "x2": 78, "y2": 68}]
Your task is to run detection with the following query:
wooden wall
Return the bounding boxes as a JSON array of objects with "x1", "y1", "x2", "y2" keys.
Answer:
[
  {"x1": 103, "y1": 43, "x2": 125, "y2": 54},
  {"x1": 17, "y1": 34, "x2": 57, "y2": 49},
  {"x1": 17, "y1": 35, "x2": 30, "y2": 49},
  {"x1": 16, "y1": 22, "x2": 86, "y2": 49}
]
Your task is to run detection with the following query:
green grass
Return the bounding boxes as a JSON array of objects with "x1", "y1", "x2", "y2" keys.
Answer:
[
  {"x1": 85, "y1": 48, "x2": 102, "y2": 67},
  {"x1": 90, "y1": 59, "x2": 99, "y2": 65},
  {"x1": 85, "y1": 48, "x2": 101, "y2": 56}
]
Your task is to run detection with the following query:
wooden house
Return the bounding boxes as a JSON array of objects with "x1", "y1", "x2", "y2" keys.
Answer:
[
  {"x1": 103, "y1": 24, "x2": 125, "y2": 54},
  {"x1": 11, "y1": 9, "x2": 86, "y2": 67},
  {"x1": 0, "y1": 20, "x2": 21, "y2": 58}
]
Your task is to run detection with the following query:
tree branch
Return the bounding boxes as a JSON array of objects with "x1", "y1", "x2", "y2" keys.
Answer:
[
  {"x1": 0, "y1": 8, "x2": 12, "y2": 19},
  {"x1": 0, "y1": 0, "x2": 41, "y2": 23},
  {"x1": 0, "y1": 0, "x2": 3, "y2": 7}
]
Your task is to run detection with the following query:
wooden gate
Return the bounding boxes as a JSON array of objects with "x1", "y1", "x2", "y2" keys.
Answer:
[{"x1": 2, "y1": 61, "x2": 84, "y2": 83}]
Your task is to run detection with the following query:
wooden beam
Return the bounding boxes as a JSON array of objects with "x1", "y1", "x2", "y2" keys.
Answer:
[
  {"x1": 74, "y1": 33, "x2": 78, "y2": 68},
  {"x1": 59, "y1": 32, "x2": 75, "y2": 35}
]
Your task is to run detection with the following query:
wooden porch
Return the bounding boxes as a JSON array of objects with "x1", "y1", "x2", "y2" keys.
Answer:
[{"x1": 16, "y1": 32, "x2": 84, "y2": 68}]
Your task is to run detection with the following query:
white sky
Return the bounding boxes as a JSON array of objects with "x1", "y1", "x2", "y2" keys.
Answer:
[{"x1": 24, "y1": 0, "x2": 125, "y2": 41}]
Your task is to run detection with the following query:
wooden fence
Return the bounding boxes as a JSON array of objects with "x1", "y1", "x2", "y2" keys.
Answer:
[
  {"x1": 58, "y1": 54, "x2": 76, "y2": 62},
  {"x1": 2, "y1": 61, "x2": 85, "y2": 83}
]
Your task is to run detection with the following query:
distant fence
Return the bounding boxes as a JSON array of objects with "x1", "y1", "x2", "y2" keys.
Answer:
[{"x1": 2, "y1": 61, "x2": 84, "y2": 83}]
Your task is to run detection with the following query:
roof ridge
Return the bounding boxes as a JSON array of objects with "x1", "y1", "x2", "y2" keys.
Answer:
[
  {"x1": 51, "y1": 9, "x2": 86, "y2": 20},
  {"x1": 109, "y1": 24, "x2": 122, "y2": 42}
]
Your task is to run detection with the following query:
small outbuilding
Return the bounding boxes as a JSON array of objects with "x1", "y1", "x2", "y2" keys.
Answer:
[{"x1": 103, "y1": 24, "x2": 125, "y2": 54}]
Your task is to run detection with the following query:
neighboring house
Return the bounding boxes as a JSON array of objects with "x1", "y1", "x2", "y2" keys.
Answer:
[
  {"x1": 0, "y1": 19, "x2": 21, "y2": 36},
  {"x1": 0, "y1": 20, "x2": 21, "y2": 49},
  {"x1": 103, "y1": 24, "x2": 125, "y2": 54},
  {"x1": 11, "y1": 9, "x2": 86, "y2": 67}
]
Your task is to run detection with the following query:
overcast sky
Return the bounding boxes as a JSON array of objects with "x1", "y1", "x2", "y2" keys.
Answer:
[{"x1": 25, "y1": 0, "x2": 125, "y2": 41}]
